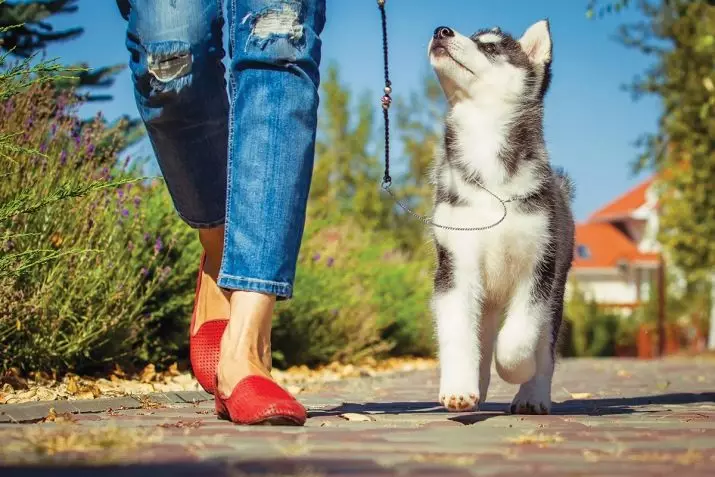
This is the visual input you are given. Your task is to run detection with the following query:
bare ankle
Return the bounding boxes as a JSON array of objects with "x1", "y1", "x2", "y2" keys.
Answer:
[
  {"x1": 199, "y1": 226, "x2": 225, "y2": 275},
  {"x1": 217, "y1": 291, "x2": 276, "y2": 391}
]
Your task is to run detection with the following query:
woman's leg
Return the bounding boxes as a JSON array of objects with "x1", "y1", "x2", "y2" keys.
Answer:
[
  {"x1": 217, "y1": 0, "x2": 326, "y2": 396},
  {"x1": 117, "y1": 0, "x2": 230, "y2": 330}
]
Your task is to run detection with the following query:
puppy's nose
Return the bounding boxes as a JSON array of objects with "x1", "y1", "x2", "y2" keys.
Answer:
[{"x1": 433, "y1": 26, "x2": 454, "y2": 40}]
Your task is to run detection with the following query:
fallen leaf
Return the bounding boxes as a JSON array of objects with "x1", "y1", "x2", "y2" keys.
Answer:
[
  {"x1": 158, "y1": 420, "x2": 202, "y2": 429},
  {"x1": 617, "y1": 369, "x2": 632, "y2": 378},
  {"x1": 138, "y1": 395, "x2": 164, "y2": 410},
  {"x1": 112, "y1": 364, "x2": 126, "y2": 379},
  {"x1": 140, "y1": 364, "x2": 157, "y2": 383},
  {"x1": 338, "y1": 413, "x2": 375, "y2": 422},
  {"x1": 43, "y1": 407, "x2": 76, "y2": 423},
  {"x1": 287, "y1": 385, "x2": 303, "y2": 395},
  {"x1": 167, "y1": 362, "x2": 180, "y2": 376},
  {"x1": 66, "y1": 377, "x2": 80, "y2": 395},
  {"x1": 507, "y1": 432, "x2": 564, "y2": 447},
  {"x1": 570, "y1": 392, "x2": 593, "y2": 399}
]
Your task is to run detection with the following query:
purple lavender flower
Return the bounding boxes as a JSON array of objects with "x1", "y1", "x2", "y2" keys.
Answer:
[
  {"x1": 140, "y1": 267, "x2": 149, "y2": 277},
  {"x1": 39, "y1": 143, "x2": 47, "y2": 153},
  {"x1": 133, "y1": 197, "x2": 141, "y2": 208},
  {"x1": 143, "y1": 232, "x2": 151, "y2": 242},
  {"x1": 312, "y1": 253, "x2": 321, "y2": 262},
  {"x1": 59, "y1": 150, "x2": 67, "y2": 165},
  {"x1": 87, "y1": 143, "x2": 95, "y2": 156},
  {"x1": 327, "y1": 257, "x2": 334, "y2": 267},
  {"x1": 117, "y1": 189, "x2": 124, "y2": 200},
  {"x1": 154, "y1": 237, "x2": 163, "y2": 254},
  {"x1": 121, "y1": 209, "x2": 130, "y2": 217},
  {"x1": 50, "y1": 123, "x2": 57, "y2": 136}
]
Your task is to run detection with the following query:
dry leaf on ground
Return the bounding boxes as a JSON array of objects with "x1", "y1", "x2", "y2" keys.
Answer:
[
  {"x1": 338, "y1": 413, "x2": 375, "y2": 422},
  {"x1": 508, "y1": 432, "x2": 564, "y2": 447}
]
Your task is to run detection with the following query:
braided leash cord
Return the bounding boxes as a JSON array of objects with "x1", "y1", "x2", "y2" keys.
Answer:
[{"x1": 376, "y1": 0, "x2": 528, "y2": 232}]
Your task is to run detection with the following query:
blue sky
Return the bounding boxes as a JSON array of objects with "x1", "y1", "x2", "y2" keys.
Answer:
[{"x1": 44, "y1": 0, "x2": 660, "y2": 221}]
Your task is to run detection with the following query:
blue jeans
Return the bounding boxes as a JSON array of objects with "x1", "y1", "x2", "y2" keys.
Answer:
[{"x1": 117, "y1": 0, "x2": 326, "y2": 299}]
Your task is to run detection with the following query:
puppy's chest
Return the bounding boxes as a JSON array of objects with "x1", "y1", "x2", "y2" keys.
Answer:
[{"x1": 435, "y1": 202, "x2": 548, "y2": 296}]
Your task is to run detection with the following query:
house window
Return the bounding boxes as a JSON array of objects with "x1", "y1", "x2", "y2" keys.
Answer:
[{"x1": 576, "y1": 244, "x2": 591, "y2": 259}]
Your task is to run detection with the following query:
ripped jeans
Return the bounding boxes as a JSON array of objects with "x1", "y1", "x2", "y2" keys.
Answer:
[{"x1": 116, "y1": 0, "x2": 326, "y2": 298}]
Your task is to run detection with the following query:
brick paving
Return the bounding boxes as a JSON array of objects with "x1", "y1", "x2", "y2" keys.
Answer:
[{"x1": 1, "y1": 358, "x2": 714, "y2": 476}]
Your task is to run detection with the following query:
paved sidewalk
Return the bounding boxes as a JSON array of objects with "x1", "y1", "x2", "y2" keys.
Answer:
[{"x1": 1, "y1": 358, "x2": 714, "y2": 476}]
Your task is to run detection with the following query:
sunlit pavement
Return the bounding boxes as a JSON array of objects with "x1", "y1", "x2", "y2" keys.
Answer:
[{"x1": 2, "y1": 358, "x2": 714, "y2": 476}]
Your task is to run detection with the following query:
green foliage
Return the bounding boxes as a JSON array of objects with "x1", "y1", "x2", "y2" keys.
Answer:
[
  {"x1": 563, "y1": 281, "x2": 625, "y2": 357},
  {"x1": 273, "y1": 219, "x2": 435, "y2": 368},
  {"x1": 0, "y1": 61, "x2": 197, "y2": 374},
  {"x1": 591, "y1": 0, "x2": 715, "y2": 286}
]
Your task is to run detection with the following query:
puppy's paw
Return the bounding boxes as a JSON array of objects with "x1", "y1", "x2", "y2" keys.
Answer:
[
  {"x1": 439, "y1": 391, "x2": 479, "y2": 412},
  {"x1": 509, "y1": 381, "x2": 551, "y2": 415}
]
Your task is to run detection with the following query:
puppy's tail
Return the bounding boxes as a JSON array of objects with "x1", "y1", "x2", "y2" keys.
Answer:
[{"x1": 553, "y1": 167, "x2": 575, "y2": 203}]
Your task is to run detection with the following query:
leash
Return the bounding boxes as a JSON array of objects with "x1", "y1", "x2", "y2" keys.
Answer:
[{"x1": 376, "y1": 0, "x2": 527, "y2": 232}]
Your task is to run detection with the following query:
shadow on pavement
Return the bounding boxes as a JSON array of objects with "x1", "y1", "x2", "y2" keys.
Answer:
[
  {"x1": 1, "y1": 458, "x2": 472, "y2": 477},
  {"x1": 310, "y1": 392, "x2": 715, "y2": 420}
]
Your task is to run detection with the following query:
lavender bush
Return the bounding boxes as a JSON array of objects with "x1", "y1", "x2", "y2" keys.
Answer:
[{"x1": 0, "y1": 56, "x2": 199, "y2": 374}]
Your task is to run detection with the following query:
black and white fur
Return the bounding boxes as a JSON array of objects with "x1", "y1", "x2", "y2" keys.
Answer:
[{"x1": 428, "y1": 20, "x2": 575, "y2": 414}]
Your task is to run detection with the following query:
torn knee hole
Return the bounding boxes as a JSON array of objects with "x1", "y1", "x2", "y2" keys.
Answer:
[
  {"x1": 146, "y1": 45, "x2": 193, "y2": 83},
  {"x1": 243, "y1": 3, "x2": 304, "y2": 46}
]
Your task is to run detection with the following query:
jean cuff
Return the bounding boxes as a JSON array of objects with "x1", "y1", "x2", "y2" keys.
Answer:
[
  {"x1": 217, "y1": 274, "x2": 293, "y2": 300},
  {"x1": 177, "y1": 211, "x2": 225, "y2": 230}
]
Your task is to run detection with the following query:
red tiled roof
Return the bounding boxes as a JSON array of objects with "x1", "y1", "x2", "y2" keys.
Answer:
[
  {"x1": 573, "y1": 222, "x2": 660, "y2": 269},
  {"x1": 588, "y1": 176, "x2": 655, "y2": 222}
]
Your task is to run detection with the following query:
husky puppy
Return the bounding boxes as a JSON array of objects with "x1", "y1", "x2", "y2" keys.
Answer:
[{"x1": 428, "y1": 20, "x2": 575, "y2": 414}]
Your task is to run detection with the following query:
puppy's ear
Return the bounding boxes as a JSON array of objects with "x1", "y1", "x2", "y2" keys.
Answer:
[{"x1": 519, "y1": 20, "x2": 552, "y2": 64}]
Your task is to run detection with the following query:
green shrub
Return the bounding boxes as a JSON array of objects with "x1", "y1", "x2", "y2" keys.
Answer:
[
  {"x1": 0, "y1": 71, "x2": 198, "y2": 374},
  {"x1": 562, "y1": 280, "x2": 624, "y2": 357},
  {"x1": 273, "y1": 218, "x2": 435, "y2": 368}
]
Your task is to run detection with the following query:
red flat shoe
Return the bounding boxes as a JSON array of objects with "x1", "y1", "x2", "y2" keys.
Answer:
[
  {"x1": 189, "y1": 253, "x2": 229, "y2": 395},
  {"x1": 215, "y1": 375, "x2": 307, "y2": 426}
]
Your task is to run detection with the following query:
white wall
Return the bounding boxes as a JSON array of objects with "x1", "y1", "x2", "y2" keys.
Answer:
[{"x1": 567, "y1": 273, "x2": 639, "y2": 305}]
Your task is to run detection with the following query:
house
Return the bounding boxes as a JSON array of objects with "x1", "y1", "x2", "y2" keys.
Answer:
[{"x1": 568, "y1": 176, "x2": 662, "y2": 312}]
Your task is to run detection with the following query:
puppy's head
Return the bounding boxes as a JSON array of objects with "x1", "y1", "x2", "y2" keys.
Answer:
[{"x1": 428, "y1": 20, "x2": 552, "y2": 106}]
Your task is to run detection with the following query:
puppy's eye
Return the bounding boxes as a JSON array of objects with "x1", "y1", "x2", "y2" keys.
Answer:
[{"x1": 481, "y1": 43, "x2": 496, "y2": 54}]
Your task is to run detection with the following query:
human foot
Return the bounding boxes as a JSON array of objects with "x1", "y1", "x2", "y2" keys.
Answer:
[
  {"x1": 215, "y1": 291, "x2": 306, "y2": 425},
  {"x1": 216, "y1": 291, "x2": 275, "y2": 397}
]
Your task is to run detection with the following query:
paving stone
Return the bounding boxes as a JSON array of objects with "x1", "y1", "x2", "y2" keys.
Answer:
[{"x1": 1, "y1": 358, "x2": 714, "y2": 476}]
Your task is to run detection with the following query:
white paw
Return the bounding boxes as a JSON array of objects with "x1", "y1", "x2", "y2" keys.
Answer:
[
  {"x1": 439, "y1": 390, "x2": 479, "y2": 412},
  {"x1": 439, "y1": 372, "x2": 479, "y2": 412},
  {"x1": 510, "y1": 380, "x2": 552, "y2": 415}
]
